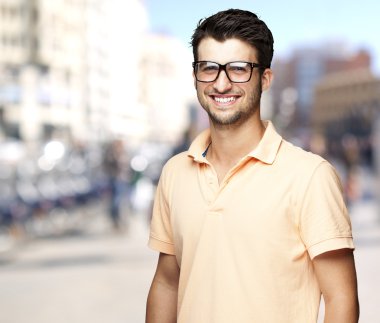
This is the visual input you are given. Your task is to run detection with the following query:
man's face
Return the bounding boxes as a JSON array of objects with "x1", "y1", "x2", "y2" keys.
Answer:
[{"x1": 194, "y1": 38, "x2": 271, "y2": 128}]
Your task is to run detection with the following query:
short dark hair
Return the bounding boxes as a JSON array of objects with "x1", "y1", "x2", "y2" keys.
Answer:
[{"x1": 191, "y1": 9, "x2": 274, "y2": 68}]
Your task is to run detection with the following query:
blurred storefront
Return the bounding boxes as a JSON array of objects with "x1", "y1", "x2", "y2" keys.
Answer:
[
  {"x1": 271, "y1": 43, "x2": 372, "y2": 136},
  {"x1": 312, "y1": 67, "x2": 380, "y2": 205},
  {"x1": 312, "y1": 68, "x2": 380, "y2": 164}
]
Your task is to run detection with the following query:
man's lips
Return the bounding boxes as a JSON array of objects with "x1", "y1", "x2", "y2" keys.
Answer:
[{"x1": 210, "y1": 95, "x2": 240, "y2": 105}]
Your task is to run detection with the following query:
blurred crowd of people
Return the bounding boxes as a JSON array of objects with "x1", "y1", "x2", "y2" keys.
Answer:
[{"x1": 0, "y1": 136, "x2": 173, "y2": 241}]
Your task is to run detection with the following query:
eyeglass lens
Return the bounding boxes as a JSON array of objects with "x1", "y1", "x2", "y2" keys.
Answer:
[{"x1": 195, "y1": 61, "x2": 253, "y2": 83}]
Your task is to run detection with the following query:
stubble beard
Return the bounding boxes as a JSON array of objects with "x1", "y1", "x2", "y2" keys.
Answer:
[{"x1": 198, "y1": 82, "x2": 262, "y2": 129}]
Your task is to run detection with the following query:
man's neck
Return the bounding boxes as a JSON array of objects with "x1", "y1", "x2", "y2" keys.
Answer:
[{"x1": 207, "y1": 118, "x2": 266, "y2": 181}]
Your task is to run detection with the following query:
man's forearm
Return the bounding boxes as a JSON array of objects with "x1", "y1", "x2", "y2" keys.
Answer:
[
  {"x1": 146, "y1": 280, "x2": 178, "y2": 323},
  {"x1": 323, "y1": 295, "x2": 359, "y2": 323}
]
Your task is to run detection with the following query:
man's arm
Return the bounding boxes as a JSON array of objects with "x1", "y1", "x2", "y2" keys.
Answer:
[
  {"x1": 313, "y1": 248, "x2": 359, "y2": 323},
  {"x1": 146, "y1": 252, "x2": 180, "y2": 323}
]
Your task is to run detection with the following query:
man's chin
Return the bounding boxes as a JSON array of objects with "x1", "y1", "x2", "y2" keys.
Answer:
[{"x1": 209, "y1": 112, "x2": 242, "y2": 127}]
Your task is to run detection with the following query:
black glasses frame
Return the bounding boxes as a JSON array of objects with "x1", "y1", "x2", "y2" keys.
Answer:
[{"x1": 192, "y1": 61, "x2": 265, "y2": 83}]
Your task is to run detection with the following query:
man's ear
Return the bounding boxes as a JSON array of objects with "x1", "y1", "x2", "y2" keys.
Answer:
[{"x1": 261, "y1": 68, "x2": 273, "y2": 92}]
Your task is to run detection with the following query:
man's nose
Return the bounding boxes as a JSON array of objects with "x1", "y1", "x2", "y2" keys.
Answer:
[{"x1": 213, "y1": 69, "x2": 233, "y2": 92}]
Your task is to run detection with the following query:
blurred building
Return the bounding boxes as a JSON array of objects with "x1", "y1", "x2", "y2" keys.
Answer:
[
  {"x1": 1, "y1": 0, "x2": 88, "y2": 142},
  {"x1": 272, "y1": 42, "x2": 372, "y2": 136},
  {"x1": 105, "y1": 0, "x2": 148, "y2": 143},
  {"x1": 139, "y1": 32, "x2": 197, "y2": 143},
  {"x1": 0, "y1": 0, "x2": 150, "y2": 145},
  {"x1": 312, "y1": 68, "x2": 380, "y2": 168}
]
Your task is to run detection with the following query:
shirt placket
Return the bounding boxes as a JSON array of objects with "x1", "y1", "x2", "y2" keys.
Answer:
[
  {"x1": 201, "y1": 156, "x2": 252, "y2": 208},
  {"x1": 202, "y1": 163, "x2": 219, "y2": 206}
]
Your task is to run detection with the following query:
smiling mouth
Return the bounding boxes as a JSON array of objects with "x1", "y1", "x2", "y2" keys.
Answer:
[{"x1": 212, "y1": 96, "x2": 237, "y2": 104}]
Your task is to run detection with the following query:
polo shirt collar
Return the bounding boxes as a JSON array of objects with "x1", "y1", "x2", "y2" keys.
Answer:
[
  {"x1": 248, "y1": 121, "x2": 282, "y2": 164},
  {"x1": 187, "y1": 120, "x2": 282, "y2": 165},
  {"x1": 188, "y1": 128, "x2": 211, "y2": 163}
]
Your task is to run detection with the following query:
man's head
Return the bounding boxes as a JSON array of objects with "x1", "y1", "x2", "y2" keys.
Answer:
[{"x1": 191, "y1": 9, "x2": 274, "y2": 69}]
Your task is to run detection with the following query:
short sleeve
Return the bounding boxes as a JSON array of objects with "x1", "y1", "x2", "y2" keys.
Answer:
[
  {"x1": 148, "y1": 165, "x2": 176, "y2": 255},
  {"x1": 299, "y1": 161, "x2": 354, "y2": 259}
]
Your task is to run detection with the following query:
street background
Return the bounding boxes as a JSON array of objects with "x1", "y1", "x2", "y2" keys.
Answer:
[
  {"x1": 0, "y1": 202, "x2": 156, "y2": 323},
  {"x1": 1, "y1": 1, "x2": 380, "y2": 322}
]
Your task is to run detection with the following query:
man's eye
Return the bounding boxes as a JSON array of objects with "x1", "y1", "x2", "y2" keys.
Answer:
[
  {"x1": 200, "y1": 65, "x2": 219, "y2": 73},
  {"x1": 229, "y1": 65, "x2": 248, "y2": 73},
  {"x1": 203, "y1": 65, "x2": 218, "y2": 71}
]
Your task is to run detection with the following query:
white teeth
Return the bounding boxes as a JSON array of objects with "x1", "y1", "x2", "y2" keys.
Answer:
[{"x1": 214, "y1": 97, "x2": 236, "y2": 103}]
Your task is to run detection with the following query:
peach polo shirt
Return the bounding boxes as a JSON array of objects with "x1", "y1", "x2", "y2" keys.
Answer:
[{"x1": 149, "y1": 121, "x2": 354, "y2": 323}]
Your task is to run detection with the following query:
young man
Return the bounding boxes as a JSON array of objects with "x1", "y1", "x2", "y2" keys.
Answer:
[{"x1": 146, "y1": 9, "x2": 359, "y2": 323}]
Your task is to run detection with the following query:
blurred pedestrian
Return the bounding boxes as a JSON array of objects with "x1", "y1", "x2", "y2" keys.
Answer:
[
  {"x1": 103, "y1": 139, "x2": 131, "y2": 231},
  {"x1": 146, "y1": 9, "x2": 359, "y2": 323},
  {"x1": 171, "y1": 128, "x2": 193, "y2": 157}
]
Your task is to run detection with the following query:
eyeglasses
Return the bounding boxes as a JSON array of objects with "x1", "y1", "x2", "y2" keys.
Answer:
[{"x1": 192, "y1": 61, "x2": 264, "y2": 83}]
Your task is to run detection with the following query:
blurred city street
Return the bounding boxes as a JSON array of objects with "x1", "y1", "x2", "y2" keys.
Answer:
[
  {"x1": 0, "y1": 190, "x2": 379, "y2": 323},
  {"x1": 1, "y1": 1, "x2": 380, "y2": 322},
  {"x1": 0, "y1": 203, "x2": 157, "y2": 323}
]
